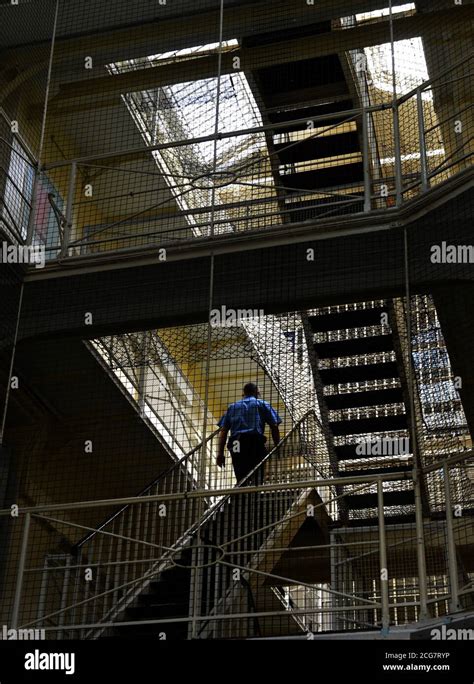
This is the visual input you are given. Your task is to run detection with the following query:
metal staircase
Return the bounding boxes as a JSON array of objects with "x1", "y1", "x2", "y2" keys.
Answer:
[
  {"x1": 304, "y1": 301, "x2": 416, "y2": 524},
  {"x1": 244, "y1": 24, "x2": 365, "y2": 223},
  {"x1": 31, "y1": 411, "x2": 335, "y2": 640}
]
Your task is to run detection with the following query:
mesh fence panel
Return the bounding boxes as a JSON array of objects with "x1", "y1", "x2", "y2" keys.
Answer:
[{"x1": 0, "y1": 0, "x2": 473, "y2": 640}]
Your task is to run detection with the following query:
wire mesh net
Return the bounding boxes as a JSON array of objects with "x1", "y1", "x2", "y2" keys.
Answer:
[{"x1": 0, "y1": 0, "x2": 473, "y2": 640}]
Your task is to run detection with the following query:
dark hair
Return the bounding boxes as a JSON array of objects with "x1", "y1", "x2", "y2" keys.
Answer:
[{"x1": 243, "y1": 382, "x2": 259, "y2": 397}]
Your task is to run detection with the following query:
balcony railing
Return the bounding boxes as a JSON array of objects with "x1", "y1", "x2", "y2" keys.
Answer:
[
  {"x1": 2, "y1": 432, "x2": 472, "y2": 639},
  {"x1": 3, "y1": 54, "x2": 470, "y2": 263}
]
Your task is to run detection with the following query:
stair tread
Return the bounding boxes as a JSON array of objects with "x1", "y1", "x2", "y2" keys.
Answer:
[
  {"x1": 281, "y1": 162, "x2": 364, "y2": 191},
  {"x1": 325, "y1": 388, "x2": 404, "y2": 410},
  {"x1": 315, "y1": 334, "x2": 394, "y2": 359},
  {"x1": 345, "y1": 490, "x2": 415, "y2": 509},
  {"x1": 275, "y1": 131, "x2": 360, "y2": 164},
  {"x1": 339, "y1": 465, "x2": 412, "y2": 477},
  {"x1": 309, "y1": 308, "x2": 388, "y2": 332},
  {"x1": 268, "y1": 99, "x2": 354, "y2": 128},
  {"x1": 329, "y1": 414, "x2": 408, "y2": 436},
  {"x1": 320, "y1": 362, "x2": 399, "y2": 385},
  {"x1": 332, "y1": 513, "x2": 416, "y2": 527}
]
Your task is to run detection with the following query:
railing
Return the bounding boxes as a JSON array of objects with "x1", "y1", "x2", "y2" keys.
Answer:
[
  {"x1": 3, "y1": 410, "x2": 336, "y2": 638},
  {"x1": 7, "y1": 54, "x2": 469, "y2": 262},
  {"x1": 68, "y1": 426, "x2": 227, "y2": 637},
  {"x1": 0, "y1": 137, "x2": 35, "y2": 245},
  {"x1": 3, "y1": 416, "x2": 473, "y2": 639},
  {"x1": 0, "y1": 134, "x2": 65, "y2": 256}
]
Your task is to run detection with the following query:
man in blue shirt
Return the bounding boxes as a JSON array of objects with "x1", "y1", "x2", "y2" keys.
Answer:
[{"x1": 217, "y1": 382, "x2": 282, "y2": 483}]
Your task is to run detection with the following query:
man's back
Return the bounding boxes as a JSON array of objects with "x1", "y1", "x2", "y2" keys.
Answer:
[
  {"x1": 219, "y1": 396, "x2": 279, "y2": 437},
  {"x1": 216, "y1": 383, "x2": 282, "y2": 480}
]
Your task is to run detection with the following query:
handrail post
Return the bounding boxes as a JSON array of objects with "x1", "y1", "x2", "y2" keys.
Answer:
[
  {"x1": 377, "y1": 479, "x2": 390, "y2": 633},
  {"x1": 26, "y1": 170, "x2": 40, "y2": 246},
  {"x1": 362, "y1": 108, "x2": 371, "y2": 212},
  {"x1": 11, "y1": 512, "x2": 31, "y2": 629},
  {"x1": 443, "y1": 461, "x2": 461, "y2": 613},
  {"x1": 61, "y1": 161, "x2": 77, "y2": 257},
  {"x1": 392, "y1": 102, "x2": 403, "y2": 207},
  {"x1": 417, "y1": 88, "x2": 429, "y2": 192},
  {"x1": 413, "y1": 468, "x2": 429, "y2": 619}
]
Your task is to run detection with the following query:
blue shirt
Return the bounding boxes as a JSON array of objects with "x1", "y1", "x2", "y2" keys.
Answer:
[{"x1": 218, "y1": 397, "x2": 282, "y2": 437}]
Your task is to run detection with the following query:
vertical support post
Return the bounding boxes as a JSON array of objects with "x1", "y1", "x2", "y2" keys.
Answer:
[
  {"x1": 57, "y1": 554, "x2": 71, "y2": 640},
  {"x1": 443, "y1": 462, "x2": 461, "y2": 613},
  {"x1": 388, "y1": 0, "x2": 402, "y2": 207},
  {"x1": 413, "y1": 469, "x2": 429, "y2": 619},
  {"x1": 393, "y1": 104, "x2": 403, "y2": 207},
  {"x1": 377, "y1": 479, "x2": 390, "y2": 633},
  {"x1": 61, "y1": 161, "x2": 77, "y2": 257},
  {"x1": 26, "y1": 0, "x2": 60, "y2": 246},
  {"x1": 137, "y1": 331, "x2": 148, "y2": 418},
  {"x1": 417, "y1": 88, "x2": 429, "y2": 192},
  {"x1": 36, "y1": 556, "x2": 49, "y2": 623},
  {"x1": 362, "y1": 108, "x2": 371, "y2": 213},
  {"x1": 26, "y1": 170, "x2": 40, "y2": 246},
  {"x1": 403, "y1": 227, "x2": 429, "y2": 619},
  {"x1": 11, "y1": 512, "x2": 31, "y2": 630},
  {"x1": 188, "y1": 541, "x2": 204, "y2": 640}
]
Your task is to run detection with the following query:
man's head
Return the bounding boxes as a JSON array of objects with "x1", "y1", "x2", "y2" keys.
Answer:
[{"x1": 243, "y1": 382, "x2": 260, "y2": 398}]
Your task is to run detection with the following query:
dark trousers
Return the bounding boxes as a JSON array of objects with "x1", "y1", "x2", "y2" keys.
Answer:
[{"x1": 228, "y1": 432, "x2": 267, "y2": 485}]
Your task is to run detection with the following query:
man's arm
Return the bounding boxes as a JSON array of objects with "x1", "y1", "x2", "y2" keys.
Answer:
[
  {"x1": 217, "y1": 427, "x2": 229, "y2": 468},
  {"x1": 261, "y1": 401, "x2": 282, "y2": 448},
  {"x1": 270, "y1": 424, "x2": 281, "y2": 447}
]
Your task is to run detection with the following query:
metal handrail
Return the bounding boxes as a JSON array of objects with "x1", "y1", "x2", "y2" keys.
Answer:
[
  {"x1": 41, "y1": 52, "x2": 473, "y2": 172},
  {"x1": 179, "y1": 410, "x2": 328, "y2": 559},
  {"x1": 80, "y1": 413, "x2": 322, "y2": 638},
  {"x1": 1, "y1": 446, "x2": 471, "y2": 520},
  {"x1": 397, "y1": 52, "x2": 473, "y2": 105},
  {"x1": 0, "y1": 136, "x2": 37, "y2": 167},
  {"x1": 43, "y1": 106, "x2": 388, "y2": 171},
  {"x1": 10, "y1": 447, "x2": 473, "y2": 637}
]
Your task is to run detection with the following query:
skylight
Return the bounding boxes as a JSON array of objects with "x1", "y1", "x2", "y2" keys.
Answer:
[
  {"x1": 109, "y1": 41, "x2": 274, "y2": 236},
  {"x1": 356, "y1": 4, "x2": 430, "y2": 96}
]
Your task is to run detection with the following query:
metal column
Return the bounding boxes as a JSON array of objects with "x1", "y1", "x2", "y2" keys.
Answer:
[
  {"x1": 377, "y1": 479, "x2": 390, "y2": 633},
  {"x1": 443, "y1": 462, "x2": 461, "y2": 613}
]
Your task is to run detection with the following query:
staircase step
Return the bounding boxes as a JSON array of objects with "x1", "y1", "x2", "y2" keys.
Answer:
[
  {"x1": 259, "y1": 52, "x2": 342, "y2": 88},
  {"x1": 319, "y1": 362, "x2": 399, "y2": 385},
  {"x1": 329, "y1": 414, "x2": 408, "y2": 436},
  {"x1": 275, "y1": 131, "x2": 360, "y2": 164},
  {"x1": 268, "y1": 99, "x2": 354, "y2": 128},
  {"x1": 309, "y1": 308, "x2": 388, "y2": 332},
  {"x1": 333, "y1": 513, "x2": 416, "y2": 527},
  {"x1": 288, "y1": 195, "x2": 364, "y2": 221},
  {"x1": 281, "y1": 162, "x2": 364, "y2": 191},
  {"x1": 314, "y1": 334, "x2": 394, "y2": 359},
  {"x1": 339, "y1": 465, "x2": 412, "y2": 477},
  {"x1": 345, "y1": 489, "x2": 415, "y2": 510},
  {"x1": 325, "y1": 388, "x2": 404, "y2": 410}
]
